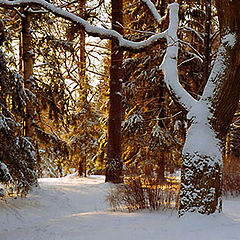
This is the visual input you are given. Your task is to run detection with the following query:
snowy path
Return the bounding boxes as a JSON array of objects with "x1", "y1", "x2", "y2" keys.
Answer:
[{"x1": 0, "y1": 176, "x2": 240, "y2": 240}]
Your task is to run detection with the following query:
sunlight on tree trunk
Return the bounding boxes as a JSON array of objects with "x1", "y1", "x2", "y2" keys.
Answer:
[
  {"x1": 78, "y1": 0, "x2": 87, "y2": 177},
  {"x1": 21, "y1": 10, "x2": 35, "y2": 139}
]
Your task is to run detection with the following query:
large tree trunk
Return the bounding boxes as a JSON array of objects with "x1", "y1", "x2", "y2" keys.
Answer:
[
  {"x1": 21, "y1": 10, "x2": 35, "y2": 139},
  {"x1": 20, "y1": 9, "x2": 38, "y2": 187},
  {"x1": 78, "y1": 0, "x2": 87, "y2": 177},
  {"x1": 179, "y1": 0, "x2": 240, "y2": 215},
  {"x1": 105, "y1": 0, "x2": 123, "y2": 183},
  {"x1": 179, "y1": 118, "x2": 223, "y2": 215}
]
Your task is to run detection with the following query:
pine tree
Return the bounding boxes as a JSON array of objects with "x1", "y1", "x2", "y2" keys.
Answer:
[{"x1": 0, "y1": 14, "x2": 37, "y2": 195}]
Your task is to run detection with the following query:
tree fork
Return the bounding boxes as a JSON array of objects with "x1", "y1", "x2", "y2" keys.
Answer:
[{"x1": 179, "y1": 0, "x2": 240, "y2": 215}]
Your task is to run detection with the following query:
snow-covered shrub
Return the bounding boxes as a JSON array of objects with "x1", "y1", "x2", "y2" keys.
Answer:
[
  {"x1": 0, "y1": 118, "x2": 37, "y2": 195},
  {"x1": 0, "y1": 134, "x2": 38, "y2": 196},
  {"x1": 0, "y1": 162, "x2": 12, "y2": 183},
  {"x1": 0, "y1": 46, "x2": 37, "y2": 196}
]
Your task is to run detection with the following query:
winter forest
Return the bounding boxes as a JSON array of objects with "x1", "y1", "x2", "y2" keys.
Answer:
[{"x1": 0, "y1": 0, "x2": 240, "y2": 239}]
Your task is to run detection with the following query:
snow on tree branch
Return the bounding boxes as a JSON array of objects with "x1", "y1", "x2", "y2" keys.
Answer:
[
  {"x1": 201, "y1": 33, "x2": 237, "y2": 101},
  {"x1": 179, "y1": 40, "x2": 204, "y2": 62},
  {"x1": 0, "y1": 0, "x2": 196, "y2": 111},
  {"x1": 0, "y1": 0, "x2": 167, "y2": 51},
  {"x1": 161, "y1": 3, "x2": 197, "y2": 112},
  {"x1": 179, "y1": 26, "x2": 204, "y2": 43},
  {"x1": 140, "y1": 0, "x2": 165, "y2": 24}
]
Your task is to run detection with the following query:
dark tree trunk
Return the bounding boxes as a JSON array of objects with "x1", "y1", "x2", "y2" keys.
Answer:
[
  {"x1": 79, "y1": 0, "x2": 87, "y2": 94},
  {"x1": 78, "y1": 159, "x2": 84, "y2": 177},
  {"x1": 21, "y1": 11, "x2": 35, "y2": 139},
  {"x1": 201, "y1": 0, "x2": 211, "y2": 93},
  {"x1": 157, "y1": 153, "x2": 165, "y2": 182},
  {"x1": 105, "y1": 0, "x2": 123, "y2": 183},
  {"x1": 213, "y1": 0, "x2": 240, "y2": 139}
]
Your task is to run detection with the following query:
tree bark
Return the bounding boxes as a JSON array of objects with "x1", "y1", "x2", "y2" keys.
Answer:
[
  {"x1": 179, "y1": 120, "x2": 223, "y2": 215},
  {"x1": 78, "y1": 0, "x2": 87, "y2": 177},
  {"x1": 156, "y1": 153, "x2": 165, "y2": 182},
  {"x1": 21, "y1": 10, "x2": 35, "y2": 139},
  {"x1": 105, "y1": 0, "x2": 123, "y2": 183}
]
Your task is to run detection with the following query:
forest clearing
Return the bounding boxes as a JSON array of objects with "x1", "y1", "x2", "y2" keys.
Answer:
[
  {"x1": 1, "y1": 175, "x2": 240, "y2": 240},
  {"x1": 1, "y1": 0, "x2": 240, "y2": 238}
]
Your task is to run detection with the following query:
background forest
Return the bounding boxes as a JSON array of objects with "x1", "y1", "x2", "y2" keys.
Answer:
[{"x1": 0, "y1": 0, "x2": 240, "y2": 212}]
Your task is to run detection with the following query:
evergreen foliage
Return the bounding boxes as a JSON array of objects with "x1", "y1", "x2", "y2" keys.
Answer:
[{"x1": 0, "y1": 34, "x2": 37, "y2": 196}]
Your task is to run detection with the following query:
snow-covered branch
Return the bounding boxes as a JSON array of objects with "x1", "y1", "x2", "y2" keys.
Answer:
[
  {"x1": 179, "y1": 26, "x2": 204, "y2": 43},
  {"x1": 202, "y1": 33, "x2": 237, "y2": 101},
  {"x1": 140, "y1": 0, "x2": 165, "y2": 24},
  {"x1": 0, "y1": 0, "x2": 197, "y2": 111},
  {"x1": 178, "y1": 57, "x2": 198, "y2": 67},
  {"x1": 179, "y1": 40, "x2": 204, "y2": 62},
  {"x1": 0, "y1": 0, "x2": 167, "y2": 52},
  {"x1": 161, "y1": 3, "x2": 197, "y2": 112}
]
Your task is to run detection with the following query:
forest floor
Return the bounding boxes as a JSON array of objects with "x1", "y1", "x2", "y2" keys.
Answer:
[{"x1": 0, "y1": 175, "x2": 240, "y2": 240}]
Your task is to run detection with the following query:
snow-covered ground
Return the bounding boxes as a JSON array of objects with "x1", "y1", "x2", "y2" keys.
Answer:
[{"x1": 0, "y1": 175, "x2": 240, "y2": 240}]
